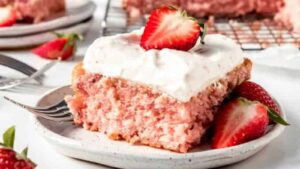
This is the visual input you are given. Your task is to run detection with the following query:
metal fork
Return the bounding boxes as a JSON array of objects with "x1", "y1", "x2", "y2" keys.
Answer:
[
  {"x1": 0, "y1": 53, "x2": 43, "y2": 82},
  {"x1": 0, "y1": 60, "x2": 57, "y2": 90},
  {"x1": 4, "y1": 97, "x2": 73, "y2": 122}
]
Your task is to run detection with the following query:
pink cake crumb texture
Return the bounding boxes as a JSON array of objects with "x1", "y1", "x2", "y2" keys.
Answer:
[
  {"x1": 0, "y1": 0, "x2": 65, "y2": 23},
  {"x1": 66, "y1": 59, "x2": 252, "y2": 153}
]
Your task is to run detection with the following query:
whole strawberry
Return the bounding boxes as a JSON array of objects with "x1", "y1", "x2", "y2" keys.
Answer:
[
  {"x1": 0, "y1": 126, "x2": 35, "y2": 169},
  {"x1": 32, "y1": 33, "x2": 82, "y2": 60},
  {"x1": 140, "y1": 6, "x2": 205, "y2": 51},
  {"x1": 234, "y1": 81, "x2": 280, "y2": 113},
  {"x1": 233, "y1": 81, "x2": 289, "y2": 125}
]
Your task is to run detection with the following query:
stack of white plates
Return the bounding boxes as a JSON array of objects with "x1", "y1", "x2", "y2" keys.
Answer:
[{"x1": 0, "y1": 0, "x2": 96, "y2": 49}]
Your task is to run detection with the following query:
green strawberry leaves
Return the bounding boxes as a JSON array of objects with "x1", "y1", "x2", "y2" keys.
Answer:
[
  {"x1": 16, "y1": 147, "x2": 33, "y2": 163},
  {"x1": 3, "y1": 126, "x2": 15, "y2": 148},
  {"x1": 199, "y1": 22, "x2": 206, "y2": 44},
  {"x1": 21, "y1": 147, "x2": 28, "y2": 157},
  {"x1": 63, "y1": 33, "x2": 82, "y2": 52},
  {"x1": 52, "y1": 32, "x2": 83, "y2": 50},
  {"x1": 268, "y1": 108, "x2": 290, "y2": 126}
]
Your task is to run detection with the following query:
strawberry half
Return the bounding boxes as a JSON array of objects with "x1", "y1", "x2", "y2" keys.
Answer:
[
  {"x1": 32, "y1": 33, "x2": 82, "y2": 60},
  {"x1": 140, "y1": 6, "x2": 205, "y2": 51},
  {"x1": 233, "y1": 81, "x2": 289, "y2": 125},
  {"x1": 0, "y1": 126, "x2": 35, "y2": 169},
  {"x1": 212, "y1": 98, "x2": 269, "y2": 149},
  {"x1": 0, "y1": 6, "x2": 17, "y2": 27}
]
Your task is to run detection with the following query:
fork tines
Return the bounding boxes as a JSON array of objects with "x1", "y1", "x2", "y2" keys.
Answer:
[
  {"x1": 4, "y1": 96, "x2": 73, "y2": 123},
  {"x1": 0, "y1": 60, "x2": 57, "y2": 90}
]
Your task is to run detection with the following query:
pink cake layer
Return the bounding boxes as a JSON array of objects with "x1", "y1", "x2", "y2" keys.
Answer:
[
  {"x1": 66, "y1": 59, "x2": 252, "y2": 153},
  {"x1": 0, "y1": 0, "x2": 65, "y2": 23}
]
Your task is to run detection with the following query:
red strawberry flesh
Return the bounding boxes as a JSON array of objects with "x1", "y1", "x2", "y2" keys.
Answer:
[
  {"x1": 32, "y1": 38, "x2": 72, "y2": 60},
  {"x1": 212, "y1": 98, "x2": 269, "y2": 149},
  {"x1": 140, "y1": 6, "x2": 201, "y2": 51},
  {"x1": 32, "y1": 33, "x2": 80, "y2": 60},
  {"x1": 0, "y1": 7, "x2": 17, "y2": 27}
]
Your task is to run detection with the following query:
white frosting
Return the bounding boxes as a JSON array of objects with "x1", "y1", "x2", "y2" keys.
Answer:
[{"x1": 83, "y1": 30, "x2": 245, "y2": 102}]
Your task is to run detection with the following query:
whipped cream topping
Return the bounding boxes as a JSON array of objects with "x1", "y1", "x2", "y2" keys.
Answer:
[{"x1": 83, "y1": 30, "x2": 245, "y2": 102}]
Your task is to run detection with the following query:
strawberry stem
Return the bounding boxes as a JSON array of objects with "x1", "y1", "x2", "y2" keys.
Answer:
[{"x1": 268, "y1": 108, "x2": 290, "y2": 126}]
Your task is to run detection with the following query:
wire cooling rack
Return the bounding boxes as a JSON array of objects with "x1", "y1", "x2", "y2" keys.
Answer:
[{"x1": 101, "y1": 0, "x2": 300, "y2": 51}]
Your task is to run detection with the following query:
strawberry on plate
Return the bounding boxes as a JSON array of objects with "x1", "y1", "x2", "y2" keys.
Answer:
[
  {"x1": 32, "y1": 33, "x2": 82, "y2": 60},
  {"x1": 0, "y1": 126, "x2": 35, "y2": 169},
  {"x1": 0, "y1": 6, "x2": 17, "y2": 27},
  {"x1": 212, "y1": 98, "x2": 269, "y2": 149},
  {"x1": 212, "y1": 97, "x2": 289, "y2": 149},
  {"x1": 140, "y1": 6, "x2": 205, "y2": 51},
  {"x1": 233, "y1": 81, "x2": 289, "y2": 125}
]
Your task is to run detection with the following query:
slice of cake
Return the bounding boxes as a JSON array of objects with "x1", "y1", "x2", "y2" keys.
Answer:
[
  {"x1": 66, "y1": 33, "x2": 252, "y2": 153},
  {"x1": 0, "y1": 0, "x2": 65, "y2": 23},
  {"x1": 66, "y1": 7, "x2": 252, "y2": 153}
]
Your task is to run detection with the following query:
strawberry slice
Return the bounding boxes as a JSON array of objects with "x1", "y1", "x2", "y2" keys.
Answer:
[
  {"x1": 32, "y1": 33, "x2": 82, "y2": 60},
  {"x1": 0, "y1": 6, "x2": 17, "y2": 27},
  {"x1": 140, "y1": 6, "x2": 205, "y2": 51},
  {"x1": 233, "y1": 81, "x2": 289, "y2": 125},
  {"x1": 212, "y1": 98, "x2": 269, "y2": 149}
]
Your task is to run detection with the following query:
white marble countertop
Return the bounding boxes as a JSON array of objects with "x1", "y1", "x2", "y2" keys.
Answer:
[{"x1": 0, "y1": 0, "x2": 300, "y2": 169}]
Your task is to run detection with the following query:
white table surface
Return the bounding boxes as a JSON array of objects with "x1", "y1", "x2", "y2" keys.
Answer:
[{"x1": 0, "y1": 1, "x2": 300, "y2": 169}]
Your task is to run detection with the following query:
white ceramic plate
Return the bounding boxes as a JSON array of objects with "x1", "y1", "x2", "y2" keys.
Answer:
[
  {"x1": 0, "y1": 18, "x2": 92, "y2": 49},
  {"x1": 33, "y1": 86, "x2": 286, "y2": 169},
  {"x1": 0, "y1": 0, "x2": 96, "y2": 37}
]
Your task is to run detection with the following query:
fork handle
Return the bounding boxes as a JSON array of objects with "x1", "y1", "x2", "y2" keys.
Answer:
[{"x1": 0, "y1": 53, "x2": 37, "y2": 77}]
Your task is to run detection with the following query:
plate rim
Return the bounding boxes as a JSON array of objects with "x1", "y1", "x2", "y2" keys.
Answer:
[
  {"x1": 33, "y1": 85, "x2": 286, "y2": 160},
  {"x1": 0, "y1": 1, "x2": 96, "y2": 37},
  {"x1": 0, "y1": 18, "x2": 93, "y2": 49}
]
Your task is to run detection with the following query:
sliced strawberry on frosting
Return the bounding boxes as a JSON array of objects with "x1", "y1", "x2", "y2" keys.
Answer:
[
  {"x1": 0, "y1": 6, "x2": 17, "y2": 27},
  {"x1": 32, "y1": 33, "x2": 82, "y2": 60},
  {"x1": 140, "y1": 6, "x2": 205, "y2": 51}
]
